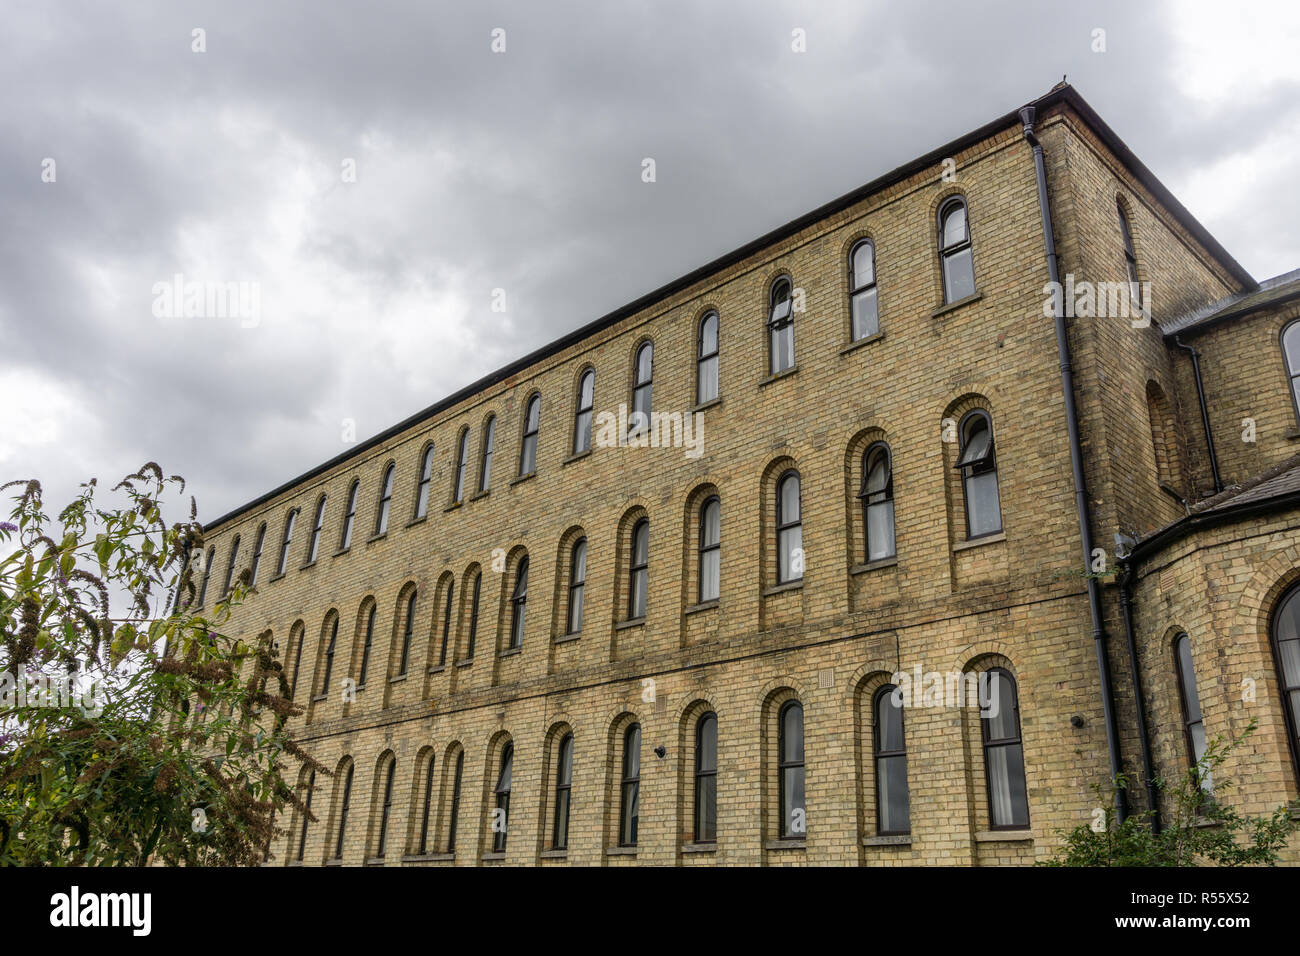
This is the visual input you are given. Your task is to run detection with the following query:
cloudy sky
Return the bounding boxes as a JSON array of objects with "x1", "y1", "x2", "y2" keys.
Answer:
[{"x1": 3, "y1": 0, "x2": 1299, "y2": 525}]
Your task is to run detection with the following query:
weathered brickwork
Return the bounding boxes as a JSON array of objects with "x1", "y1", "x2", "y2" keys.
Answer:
[{"x1": 195, "y1": 89, "x2": 1300, "y2": 865}]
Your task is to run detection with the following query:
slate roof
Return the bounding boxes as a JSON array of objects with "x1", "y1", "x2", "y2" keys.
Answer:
[{"x1": 1162, "y1": 268, "x2": 1300, "y2": 338}]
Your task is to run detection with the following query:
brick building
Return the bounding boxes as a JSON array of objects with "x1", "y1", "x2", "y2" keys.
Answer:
[{"x1": 195, "y1": 83, "x2": 1300, "y2": 865}]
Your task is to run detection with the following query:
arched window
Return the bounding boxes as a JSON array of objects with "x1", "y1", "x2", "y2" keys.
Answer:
[
  {"x1": 628, "y1": 518, "x2": 649, "y2": 620},
  {"x1": 776, "y1": 471, "x2": 803, "y2": 583},
  {"x1": 981, "y1": 668, "x2": 1029, "y2": 829},
  {"x1": 860, "y1": 443, "x2": 895, "y2": 562},
  {"x1": 465, "y1": 571, "x2": 481, "y2": 659},
  {"x1": 438, "y1": 578, "x2": 454, "y2": 667},
  {"x1": 699, "y1": 496, "x2": 721, "y2": 603},
  {"x1": 694, "y1": 712, "x2": 718, "y2": 843},
  {"x1": 452, "y1": 430, "x2": 470, "y2": 504},
  {"x1": 478, "y1": 417, "x2": 496, "y2": 493},
  {"x1": 938, "y1": 196, "x2": 976, "y2": 303},
  {"x1": 778, "y1": 701, "x2": 805, "y2": 838},
  {"x1": 339, "y1": 480, "x2": 359, "y2": 550},
  {"x1": 334, "y1": 763, "x2": 354, "y2": 861},
  {"x1": 414, "y1": 445, "x2": 434, "y2": 519},
  {"x1": 249, "y1": 524, "x2": 266, "y2": 586},
  {"x1": 222, "y1": 535, "x2": 240, "y2": 594},
  {"x1": 417, "y1": 753, "x2": 436, "y2": 855},
  {"x1": 357, "y1": 604, "x2": 376, "y2": 687},
  {"x1": 375, "y1": 758, "x2": 396, "y2": 858},
  {"x1": 1270, "y1": 585, "x2": 1300, "y2": 788},
  {"x1": 519, "y1": 395, "x2": 540, "y2": 477},
  {"x1": 567, "y1": 538, "x2": 587, "y2": 635},
  {"x1": 1282, "y1": 321, "x2": 1300, "y2": 427},
  {"x1": 631, "y1": 343, "x2": 653, "y2": 438},
  {"x1": 873, "y1": 685, "x2": 910, "y2": 835},
  {"x1": 447, "y1": 749, "x2": 464, "y2": 852},
  {"x1": 768, "y1": 277, "x2": 795, "y2": 375},
  {"x1": 197, "y1": 546, "x2": 215, "y2": 608},
  {"x1": 398, "y1": 590, "x2": 416, "y2": 676},
  {"x1": 319, "y1": 615, "x2": 339, "y2": 695},
  {"x1": 1118, "y1": 201, "x2": 1140, "y2": 308},
  {"x1": 1174, "y1": 634, "x2": 1212, "y2": 795},
  {"x1": 697, "y1": 312, "x2": 719, "y2": 404},
  {"x1": 619, "y1": 723, "x2": 641, "y2": 846},
  {"x1": 552, "y1": 733, "x2": 574, "y2": 850},
  {"x1": 375, "y1": 464, "x2": 395, "y2": 535},
  {"x1": 276, "y1": 510, "x2": 298, "y2": 575},
  {"x1": 288, "y1": 623, "x2": 305, "y2": 700},
  {"x1": 307, "y1": 496, "x2": 326, "y2": 562},
  {"x1": 296, "y1": 770, "x2": 314, "y2": 862},
  {"x1": 493, "y1": 742, "x2": 513, "y2": 853},
  {"x1": 849, "y1": 239, "x2": 879, "y2": 341},
  {"x1": 509, "y1": 556, "x2": 529, "y2": 650},
  {"x1": 956, "y1": 411, "x2": 1002, "y2": 539},
  {"x1": 573, "y1": 369, "x2": 595, "y2": 455}
]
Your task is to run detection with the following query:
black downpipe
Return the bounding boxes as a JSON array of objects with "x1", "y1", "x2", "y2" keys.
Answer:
[
  {"x1": 1020, "y1": 106, "x2": 1127, "y2": 821},
  {"x1": 1117, "y1": 565, "x2": 1162, "y2": 832},
  {"x1": 1173, "y1": 335, "x2": 1224, "y2": 494}
]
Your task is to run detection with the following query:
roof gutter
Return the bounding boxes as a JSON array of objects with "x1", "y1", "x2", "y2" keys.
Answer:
[{"x1": 1020, "y1": 104, "x2": 1128, "y2": 822}]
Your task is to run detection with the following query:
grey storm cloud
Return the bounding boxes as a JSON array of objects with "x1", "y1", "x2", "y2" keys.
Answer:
[{"x1": 1, "y1": 0, "x2": 1298, "y2": 523}]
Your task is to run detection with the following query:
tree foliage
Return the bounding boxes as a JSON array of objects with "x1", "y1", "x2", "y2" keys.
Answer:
[{"x1": 0, "y1": 464, "x2": 326, "y2": 866}]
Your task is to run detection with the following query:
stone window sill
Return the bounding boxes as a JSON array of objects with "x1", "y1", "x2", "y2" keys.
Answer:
[
  {"x1": 481, "y1": 852, "x2": 505, "y2": 862},
  {"x1": 764, "y1": 839, "x2": 806, "y2": 851},
  {"x1": 931, "y1": 292, "x2": 983, "y2": 318},
  {"x1": 366, "y1": 532, "x2": 387, "y2": 544},
  {"x1": 510, "y1": 472, "x2": 536, "y2": 487},
  {"x1": 953, "y1": 531, "x2": 1006, "y2": 552},
  {"x1": 975, "y1": 829, "x2": 1032, "y2": 843},
  {"x1": 324, "y1": 858, "x2": 343, "y2": 867},
  {"x1": 758, "y1": 366, "x2": 799, "y2": 388},
  {"x1": 401, "y1": 852, "x2": 454, "y2": 863},
  {"x1": 563, "y1": 449, "x2": 592, "y2": 466},
  {"x1": 427, "y1": 664, "x2": 447, "y2": 674},
  {"x1": 840, "y1": 331, "x2": 885, "y2": 355},
  {"x1": 605, "y1": 846, "x2": 638, "y2": 856},
  {"x1": 681, "y1": 842, "x2": 718, "y2": 854},
  {"x1": 685, "y1": 599, "x2": 719, "y2": 615},
  {"x1": 311, "y1": 693, "x2": 327, "y2": 703},
  {"x1": 554, "y1": 632, "x2": 582, "y2": 645},
  {"x1": 850, "y1": 556, "x2": 898, "y2": 575},
  {"x1": 455, "y1": 658, "x2": 474, "y2": 669},
  {"x1": 269, "y1": 572, "x2": 286, "y2": 583},
  {"x1": 406, "y1": 515, "x2": 427, "y2": 529},
  {"x1": 691, "y1": 397, "x2": 723, "y2": 413},
  {"x1": 499, "y1": 646, "x2": 521, "y2": 658},
  {"x1": 615, "y1": 617, "x2": 646, "y2": 631},
  {"x1": 862, "y1": 834, "x2": 912, "y2": 846},
  {"x1": 389, "y1": 673, "x2": 407, "y2": 684},
  {"x1": 762, "y1": 580, "x2": 803, "y2": 597},
  {"x1": 332, "y1": 547, "x2": 349, "y2": 558},
  {"x1": 444, "y1": 501, "x2": 463, "y2": 513},
  {"x1": 470, "y1": 490, "x2": 490, "y2": 502},
  {"x1": 299, "y1": 560, "x2": 317, "y2": 571},
  {"x1": 539, "y1": 849, "x2": 568, "y2": 860},
  {"x1": 365, "y1": 857, "x2": 386, "y2": 866}
]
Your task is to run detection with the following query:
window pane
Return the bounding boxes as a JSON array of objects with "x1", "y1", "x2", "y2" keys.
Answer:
[
  {"x1": 700, "y1": 313, "x2": 718, "y2": 354},
  {"x1": 965, "y1": 471, "x2": 1002, "y2": 537},
  {"x1": 1176, "y1": 637, "x2": 1203, "y2": 723},
  {"x1": 942, "y1": 203, "x2": 967, "y2": 247},
  {"x1": 987, "y1": 743, "x2": 1029, "y2": 827},
  {"x1": 1278, "y1": 636, "x2": 1300, "y2": 686},
  {"x1": 636, "y1": 344, "x2": 653, "y2": 384},
  {"x1": 520, "y1": 435, "x2": 536, "y2": 475},
  {"x1": 698, "y1": 715, "x2": 717, "y2": 771},
  {"x1": 851, "y1": 287, "x2": 878, "y2": 341},
  {"x1": 779, "y1": 525, "x2": 802, "y2": 582},
  {"x1": 1285, "y1": 324, "x2": 1300, "y2": 371},
  {"x1": 695, "y1": 774, "x2": 717, "y2": 842},
  {"x1": 984, "y1": 671, "x2": 1018, "y2": 740},
  {"x1": 864, "y1": 449, "x2": 890, "y2": 495},
  {"x1": 877, "y1": 753, "x2": 910, "y2": 833},
  {"x1": 876, "y1": 690, "x2": 905, "y2": 752},
  {"x1": 781, "y1": 704, "x2": 804, "y2": 763},
  {"x1": 771, "y1": 323, "x2": 794, "y2": 374},
  {"x1": 700, "y1": 549, "x2": 720, "y2": 603},
  {"x1": 852, "y1": 241, "x2": 874, "y2": 288},
  {"x1": 574, "y1": 409, "x2": 592, "y2": 454},
  {"x1": 866, "y1": 500, "x2": 895, "y2": 561},
  {"x1": 943, "y1": 247, "x2": 976, "y2": 302},
  {"x1": 633, "y1": 522, "x2": 649, "y2": 565},
  {"x1": 782, "y1": 766, "x2": 805, "y2": 836},
  {"x1": 779, "y1": 475, "x2": 800, "y2": 522},
  {"x1": 702, "y1": 500, "x2": 720, "y2": 546},
  {"x1": 698, "y1": 354, "x2": 718, "y2": 404},
  {"x1": 630, "y1": 568, "x2": 647, "y2": 618}
]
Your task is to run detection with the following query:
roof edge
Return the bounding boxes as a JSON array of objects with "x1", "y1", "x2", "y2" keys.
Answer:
[{"x1": 203, "y1": 83, "x2": 1253, "y2": 533}]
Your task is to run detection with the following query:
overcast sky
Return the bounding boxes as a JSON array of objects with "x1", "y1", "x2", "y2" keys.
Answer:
[{"x1": 3, "y1": 0, "x2": 1299, "y2": 525}]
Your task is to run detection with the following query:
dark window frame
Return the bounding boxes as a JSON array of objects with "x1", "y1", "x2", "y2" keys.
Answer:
[
  {"x1": 630, "y1": 342, "x2": 654, "y2": 438},
  {"x1": 414, "y1": 444, "x2": 435, "y2": 519},
  {"x1": 552, "y1": 732, "x2": 574, "y2": 850},
  {"x1": 768, "y1": 276, "x2": 795, "y2": 375},
  {"x1": 307, "y1": 496, "x2": 326, "y2": 562},
  {"x1": 493, "y1": 742, "x2": 513, "y2": 853},
  {"x1": 320, "y1": 614, "x2": 339, "y2": 694},
  {"x1": 956, "y1": 409, "x2": 1002, "y2": 540},
  {"x1": 698, "y1": 496, "x2": 721, "y2": 603},
  {"x1": 357, "y1": 604, "x2": 376, "y2": 687},
  {"x1": 776, "y1": 470, "x2": 803, "y2": 584},
  {"x1": 375, "y1": 464, "x2": 395, "y2": 535},
  {"x1": 398, "y1": 590, "x2": 416, "y2": 675},
  {"x1": 777, "y1": 700, "x2": 805, "y2": 839},
  {"x1": 417, "y1": 753, "x2": 436, "y2": 855},
  {"x1": 334, "y1": 763, "x2": 354, "y2": 861},
  {"x1": 222, "y1": 534, "x2": 241, "y2": 594},
  {"x1": 980, "y1": 667, "x2": 1030, "y2": 830},
  {"x1": 276, "y1": 510, "x2": 298, "y2": 576},
  {"x1": 628, "y1": 518, "x2": 649, "y2": 620},
  {"x1": 849, "y1": 239, "x2": 880, "y2": 341},
  {"x1": 509, "y1": 555, "x2": 529, "y2": 650},
  {"x1": 478, "y1": 416, "x2": 496, "y2": 493},
  {"x1": 872, "y1": 684, "x2": 911, "y2": 836},
  {"x1": 465, "y1": 571, "x2": 481, "y2": 659},
  {"x1": 1174, "y1": 633, "x2": 1212, "y2": 799},
  {"x1": 452, "y1": 429, "x2": 470, "y2": 504},
  {"x1": 1269, "y1": 583, "x2": 1300, "y2": 789},
  {"x1": 697, "y1": 311, "x2": 719, "y2": 405},
  {"x1": 618, "y1": 723, "x2": 641, "y2": 847},
  {"x1": 249, "y1": 524, "x2": 266, "y2": 586},
  {"x1": 859, "y1": 442, "x2": 896, "y2": 562},
  {"x1": 573, "y1": 368, "x2": 595, "y2": 455},
  {"x1": 519, "y1": 394, "x2": 541, "y2": 477},
  {"x1": 376, "y1": 758, "x2": 396, "y2": 858},
  {"x1": 694, "y1": 712, "x2": 718, "y2": 843},
  {"x1": 339, "y1": 480, "x2": 359, "y2": 550},
  {"x1": 438, "y1": 578, "x2": 454, "y2": 667},
  {"x1": 567, "y1": 538, "x2": 587, "y2": 635},
  {"x1": 938, "y1": 195, "x2": 976, "y2": 304}
]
